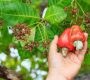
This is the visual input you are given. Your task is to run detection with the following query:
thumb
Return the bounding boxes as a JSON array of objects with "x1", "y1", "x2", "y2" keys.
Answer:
[{"x1": 49, "y1": 35, "x2": 58, "y2": 56}]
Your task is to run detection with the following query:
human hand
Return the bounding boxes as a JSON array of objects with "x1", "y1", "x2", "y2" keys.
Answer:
[{"x1": 46, "y1": 33, "x2": 88, "y2": 80}]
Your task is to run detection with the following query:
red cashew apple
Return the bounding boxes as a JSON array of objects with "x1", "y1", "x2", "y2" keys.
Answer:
[
  {"x1": 57, "y1": 28, "x2": 75, "y2": 56},
  {"x1": 57, "y1": 25, "x2": 85, "y2": 56},
  {"x1": 70, "y1": 25, "x2": 85, "y2": 50}
]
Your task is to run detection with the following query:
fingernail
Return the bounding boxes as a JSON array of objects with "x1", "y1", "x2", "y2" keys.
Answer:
[{"x1": 54, "y1": 35, "x2": 58, "y2": 39}]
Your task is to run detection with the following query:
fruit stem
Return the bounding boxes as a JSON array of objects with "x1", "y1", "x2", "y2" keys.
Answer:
[
  {"x1": 73, "y1": 40, "x2": 83, "y2": 50},
  {"x1": 61, "y1": 48, "x2": 68, "y2": 57}
]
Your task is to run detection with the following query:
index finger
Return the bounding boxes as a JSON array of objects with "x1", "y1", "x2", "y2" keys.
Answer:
[
  {"x1": 80, "y1": 33, "x2": 88, "y2": 54},
  {"x1": 77, "y1": 33, "x2": 88, "y2": 62}
]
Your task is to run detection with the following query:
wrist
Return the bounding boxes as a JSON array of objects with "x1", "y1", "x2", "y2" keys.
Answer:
[{"x1": 46, "y1": 70, "x2": 68, "y2": 80}]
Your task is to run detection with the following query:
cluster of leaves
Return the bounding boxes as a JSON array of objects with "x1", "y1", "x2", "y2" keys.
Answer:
[
  {"x1": 0, "y1": 0, "x2": 90, "y2": 79},
  {"x1": 0, "y1": 0, "x2": 67, "y2": 59}
]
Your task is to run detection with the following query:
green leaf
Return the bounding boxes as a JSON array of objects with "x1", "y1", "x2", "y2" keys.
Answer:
[
  {"x1": 44, "y1": 6, "x2": 67, "y2": 24},
  {"x1": 0, "y1": 0, "x2": 22, "y2": 2},
  {"x1": 48, "y1": 0, "x2": 59, "y2": 6},
  {"x1": 18, "y1": 48, "x2": 32, "y2": 59},
  {"x1": 46, "y1": 27, "x2": 55, "y2": 40},
  {"x1": 48, "y1": 0, "x2": 72, "y2": 7},
  {"x1": 0, "y1": 26, "x2": 13, "y2": 52},
  {"x1": 78, "y1": 0, "x2": 90, "y2": 12},
  {"x1": 0, "y1": 2, "x2": 40, "y2": 26},
  {"x1": 58, "y1": 0, "x2": 72, "y2": 8},
  {"x1": 35, "y1": 27, "x2": 43, "y2": 42},
  {"x1": 17, "y1": 42, "x2": 32, "y2": 59},
  {"x1": 80, "y1": 24, "x2": 86, "y2": 31},
  {"x1": 83, "y1": 0, "x2": 90, "y2": 5}
]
